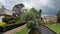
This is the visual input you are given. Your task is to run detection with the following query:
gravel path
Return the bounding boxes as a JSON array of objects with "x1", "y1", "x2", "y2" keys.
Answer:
[{"x1": 3, "y1": 24, "x2": 26, "y2": 34}]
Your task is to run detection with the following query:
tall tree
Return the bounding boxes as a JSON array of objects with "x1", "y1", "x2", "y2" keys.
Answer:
[
  {"x1": 30, "y1": 8, "x2": 38, "y2": 18},
  {"x1": 38, "y1": 9, "x2": 42, "y2": 25},
  {"x1": 57, "y1": 10, "x2": 60, "y2": 24},
  {"x1": 13, "y1": 3, "x2": 24, "y2": 16},
  {"x1": 30, "y1": 8, "x2": 37, "y2": 13},
  {"x1": 57, "y1": 10, "x2": 60, "y2": 17},
  {"x1": 39, "y1": 9, "x2": 42, "y2": 17},
  {"x1": 17, "y1": 8, "x2": 42, "y2": 28}
]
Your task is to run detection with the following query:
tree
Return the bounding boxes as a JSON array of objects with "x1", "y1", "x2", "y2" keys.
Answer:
[
  {"x1": 17, "y1": 8, "x2": 42, "y2": 28},
  {"x1": 38, "y1": 9, "x2": 42, "y2": 25},
  {"x1": 30, "y1": 8, "x2": 37, "y2": 13},
  {"x1": 13, "y1": 3, "x2": 24, "y2": 16},
  {"x1": 39, "y1": 9, "x2": 42, "y2": 17},
  {"x1": 57, "y1": 10, "x2": 60, "y2": 24},
  {"x1": 57, "y1": 10, "x2": 60, "y2": 17},
  {"x1": 17, "y1": 8, "x2": 37, "y2": 28},
  {"x1": 19, "y1": 12, "x2": 36, "y2": 28},
  {"x1": 30, "y1": 8, "x2": 39, "y2": 18}
]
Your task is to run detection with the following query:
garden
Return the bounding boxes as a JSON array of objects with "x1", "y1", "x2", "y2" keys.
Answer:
[{"x1": 0, "y1": 3, "x2": 60, "y2": 34}]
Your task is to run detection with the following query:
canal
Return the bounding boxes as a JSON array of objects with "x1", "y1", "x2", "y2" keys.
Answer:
[
  {"x1": 29, "y1": 28, "x2": 41, "y2": 34},
  {"x1": 29, "y1": 25, "x2": 56, "y2": 34}
]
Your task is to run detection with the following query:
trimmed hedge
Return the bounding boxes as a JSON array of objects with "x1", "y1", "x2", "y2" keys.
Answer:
[
  {"x1": 0, "y1": 23, "x2": 25, "y2": 32},
  {"x1": 2, "y1": 16, "x2": 16, "y2": 24},
  {"x1": 0, "y1": 22, "x2": 6, "y2": 27}
]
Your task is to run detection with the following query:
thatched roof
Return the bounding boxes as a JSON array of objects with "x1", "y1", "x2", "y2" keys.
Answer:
[{"x1": 0, "y1": 8, "x2": 14, "y2": 16}]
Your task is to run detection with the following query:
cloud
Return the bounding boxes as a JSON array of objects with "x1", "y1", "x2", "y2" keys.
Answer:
[
  {"x1": 0, "y1": 0, "x2": 4, "y2": 5},
  {"x1": 0, "y1": 0, "x2": 54, "y2": 9},
  {"x1": 0, "y1": 0, "x2": 20, "y2": 9},
  {"x1": 0, "y1": 0, "x2": 60, "y2": 16},
  {"x1": 23, "y1": 0, "x2": 54, "y2": 9},
  {"x1": 0, "y1": 0, "x2": 4, "y2": 2}
]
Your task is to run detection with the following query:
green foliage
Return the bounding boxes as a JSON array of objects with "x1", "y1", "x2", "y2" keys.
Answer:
[
  {"x1": 30, "y1": 8, "x2": 38, "y2": 19},
  {"x1": 0, "y1": 22, "x2": 6, "y2": 27},
  {"x1": 8, "y1": 20, "x2": 16, "y2": 24},
  {"x1": 30, "y1": 8, "x2": 37, "y2": 13},
  {"x1": 38, "y1": 9, "x2": 42, "y2": 17},
  {"x1": 28, "y1": 21, "x2": 35, "y2": 29},
  {"x1": 19, "y1": 12, "x2": 36, "y2": 23},
  {"x1": 0, "y1": 23, "x2": 25, "y2": 32},
  {"x1": 57, "y1": 10, "x2": 60, "y2": 17},
  {"x1": 30, "y1": 8, "x2": 42, "y2": 19},
  {"x1": 17, "y1": 11, "x2": 36, "y2": 28},
  {"x1": 17, "y1": 8, "x2": 42, "y2": 28},
  {"x1": 2, "y1": 16, "x2": 16, "y2": 24},
  {"x1": 18, "y1": 8, "x2": 42, "y2": 23}
]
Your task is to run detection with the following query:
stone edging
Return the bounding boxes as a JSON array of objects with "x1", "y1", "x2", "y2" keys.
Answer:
[
  {"x1": 43, "y1": 25, "x2": 57, "y2": 34},
  {"x1": 28, "y1": 28, "x2": 33, "y2": 34},
  {"x1": 26, "y1": 29, "x2": 31, "y2": 34}
]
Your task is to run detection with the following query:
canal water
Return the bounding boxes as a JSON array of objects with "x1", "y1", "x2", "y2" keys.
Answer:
[
  {"x1": 29, "y1": 28, "x2": 41, "y2": 34},
  {"x1": 29, "y1": 20, "x2": 41, "y2": 34}
]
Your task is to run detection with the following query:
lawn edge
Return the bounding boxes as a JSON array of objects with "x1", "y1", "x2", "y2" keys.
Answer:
[{"x1": 26, "y1": 29, "x2": 31, "y2": 34}]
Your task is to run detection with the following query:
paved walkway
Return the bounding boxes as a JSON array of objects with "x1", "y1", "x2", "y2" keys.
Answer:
[
  {"x1": 3, "y1": 24, "x2": 26, "y2": 34},
  {"x1": 38, "y1": 26, "x2": 56, "y2": 34},
  {"x1": 29, "y1": 25, "x2": 56, "y2": 34},
  {"x1": 33, "y1": 22, "x2": 56, "y2": 34}
]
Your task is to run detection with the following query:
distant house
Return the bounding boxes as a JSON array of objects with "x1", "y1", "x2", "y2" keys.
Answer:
[
  {"x1": 0, "y1": 6, "x2": 16, "y2": 22},
  {"x1": 42, "y1": 16, "x2": 57, "y2": 24}
]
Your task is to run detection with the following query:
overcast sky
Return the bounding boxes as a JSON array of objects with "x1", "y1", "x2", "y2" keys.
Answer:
[{"x1": 0, "y1": 0, "x2": 60, "y2": 16}]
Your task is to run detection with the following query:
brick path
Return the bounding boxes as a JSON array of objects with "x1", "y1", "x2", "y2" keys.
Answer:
[{"x1": 3, "y1": 24, "x2": 26, "y2": 34}]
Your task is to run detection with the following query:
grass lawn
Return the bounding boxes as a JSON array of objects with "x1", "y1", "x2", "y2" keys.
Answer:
[
  {"x1": 47, "y1": 24, "x2": 60, "y2": 34},
  {"x1": 15, "y1": 27, "x2": 30, "y2": 34}
]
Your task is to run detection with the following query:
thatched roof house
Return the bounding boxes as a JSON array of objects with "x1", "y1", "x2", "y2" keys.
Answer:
[
  {"x1": 0, "y1": 6, "x2": 15, "y2": 22},
  {"x1": 0, "y1": 8, "x2": 14, "y2": 16}
]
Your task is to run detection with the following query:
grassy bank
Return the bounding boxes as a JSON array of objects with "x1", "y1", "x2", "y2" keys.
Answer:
[
  {"x1": 47, "y1": 24, "x2": 60, "y2": 34},
  {"x1": 15, "y1": 27, "x2": 30, "y2": 34}
]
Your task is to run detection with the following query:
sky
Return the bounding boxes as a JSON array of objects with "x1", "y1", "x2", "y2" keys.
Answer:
[{"x1": 0, "y1": 0, "x2": 60, "y2": 16}]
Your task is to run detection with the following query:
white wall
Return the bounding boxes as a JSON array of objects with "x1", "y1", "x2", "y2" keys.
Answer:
[{"x1": 0, "y1": 16, "x2": 4, "y2": 22}]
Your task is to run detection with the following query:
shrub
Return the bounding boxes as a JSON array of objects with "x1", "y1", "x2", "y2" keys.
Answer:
[
  {"x1": 28, "y1": 21, "x2": 35, "y2": 29},
  {"x1": 8, "y1": 20, "x2": 16, "y2": 24},
  {"x1": 0, "y1": 22, "x2": 6, "y2": 27},
  {"x1": 2, "y1": 16, "x2": 16, "y2": 24},
  {"x1": 1, "y1": 23, "x2": 25, "y2": 32}
]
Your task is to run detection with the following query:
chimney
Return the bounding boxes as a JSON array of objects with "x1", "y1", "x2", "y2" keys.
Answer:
[{"x1": 1, "y1": 5, "x2": 5, "y2": 9}]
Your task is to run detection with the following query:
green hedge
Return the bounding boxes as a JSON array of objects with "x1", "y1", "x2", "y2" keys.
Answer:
[
  {"x1": 0, "y1": 23, "x2": 25, "y2": 32},
  {"x1": 2, "y1": 16, "x2": 16, "y2": 24},
  {"x1": 0, "y1": 22, "x2": 6, "y2": 27}
]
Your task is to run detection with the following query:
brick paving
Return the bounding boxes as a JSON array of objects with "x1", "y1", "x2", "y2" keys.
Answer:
[{"x1": 3, "y1": 24, "x2": 26, "y2": 34}]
